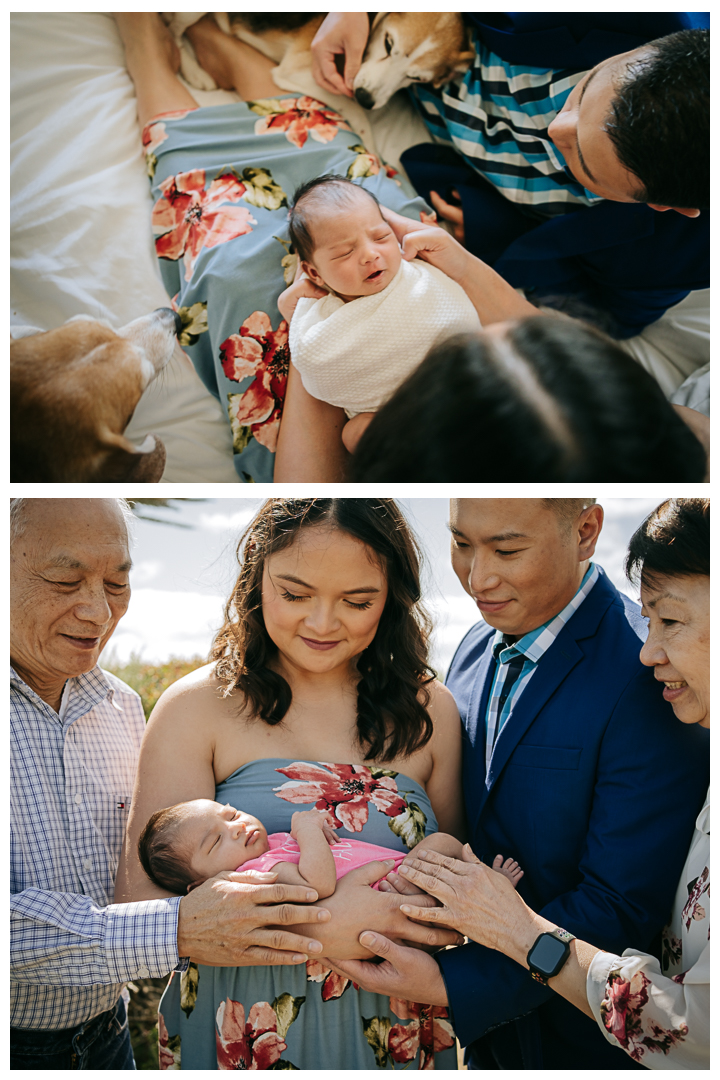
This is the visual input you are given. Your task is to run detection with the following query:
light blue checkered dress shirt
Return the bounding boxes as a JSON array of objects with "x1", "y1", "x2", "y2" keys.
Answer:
[
  {"x1": 11, "y1": 665, "x2": 182, "y2": 1031},
  {"x1": 484, "y1": 563, "x2": 600, "y2": 778}
]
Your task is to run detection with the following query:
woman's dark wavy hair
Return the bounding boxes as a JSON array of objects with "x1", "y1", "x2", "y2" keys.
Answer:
[
  {"x1": 350, "y1": 318, "x2": 707, "y2": 481},
  {"x1": 210, "y1": 499, "x2": 436, "y2": 762},
  {"x1": 625, "y1": 498, "x2": 709, "y2": 587}
]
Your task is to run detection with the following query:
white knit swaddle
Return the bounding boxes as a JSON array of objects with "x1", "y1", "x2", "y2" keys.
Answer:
[{"x1": 288, "y1": 259, "x2": 481, "y2": 416}]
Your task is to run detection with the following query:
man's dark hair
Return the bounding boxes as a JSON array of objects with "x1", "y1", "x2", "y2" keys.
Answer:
[
  {"x1": 606, "y1": 28, "x2": 709, "y2": 208},
  {"x1": 350, "y1": 318, "x2": 707, "y2": 482},
  {"x1": 138, "y1": 804, "x2": 197, "y2": 894},
  {"x1": 288, "y1": 176, "x2": 382, "y2": 262},
  {"x1": 625, "y1": 499, "x2": 710, "y2": 586}
]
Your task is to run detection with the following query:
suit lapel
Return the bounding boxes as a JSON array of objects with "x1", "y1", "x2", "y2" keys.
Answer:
[
  {"x1": 464, "y1": 644, "x2": 496, "y2": 823},
  {"x1": 479, "y1": 570, "x2": 618, "y2": 800},
  {"x1": 485, "y1": 636, "x2": 584, "y2": 790}
]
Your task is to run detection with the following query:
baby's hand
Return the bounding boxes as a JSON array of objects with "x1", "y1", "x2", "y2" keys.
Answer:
[
  {"x1": 278, "y1": 278, "x2": 328, "y2": 323},
  {"x1": 291, "y1": 809, "x2": 338, "y2": 845}
]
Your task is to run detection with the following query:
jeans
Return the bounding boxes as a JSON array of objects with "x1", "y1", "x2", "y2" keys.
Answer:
[{"x1": 11, "y1": 995, "x2": 136, "y2": 1070}]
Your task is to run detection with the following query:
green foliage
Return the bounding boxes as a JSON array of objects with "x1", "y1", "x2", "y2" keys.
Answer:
[
  {"x1": 103, "y1": 653, "x2": 206, "y2": 720},
  {"x1": 126, "y1": 978, "x2": 168, "y2": 1070}
]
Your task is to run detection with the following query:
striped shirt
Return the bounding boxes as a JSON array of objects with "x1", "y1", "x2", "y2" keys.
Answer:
[
  {"x1": 11, "y1": 665, "x2": 182, "y2": 1031},
  {"x1": 413, "y1": 30, "x2": 604, "y2": 215},
  {"x1": 484, "y1": 563, "x2": 600, "y2": 778}
]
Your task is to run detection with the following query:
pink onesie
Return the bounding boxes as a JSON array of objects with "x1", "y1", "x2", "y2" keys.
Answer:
[{"x1": 240, "y1": 832, "x2": 405, "y2": 888}]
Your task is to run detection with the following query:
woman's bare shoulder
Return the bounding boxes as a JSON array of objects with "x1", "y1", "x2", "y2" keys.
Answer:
[
  {"x1": 147, "y1": 661, "x2": 245, "y2": 729},
  {"x1": 424, "y1": 678, "x2": 461, "y2": 729}
]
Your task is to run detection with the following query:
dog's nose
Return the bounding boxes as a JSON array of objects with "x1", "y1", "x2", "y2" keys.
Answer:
[
  {"x1": 354, "y1": 86, "x2": 375, "y2": 110},
  {"x1": 154, "y1": 306, "x2": 184, "y2": 336}
]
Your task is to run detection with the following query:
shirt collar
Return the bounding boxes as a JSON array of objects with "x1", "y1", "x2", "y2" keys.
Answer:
[
  {"x1": 492, "y1": 562, "x2": 599, "y2": 665},
  {"x1": 10, "y1": 663, "x2": 115, "y2": 722}
]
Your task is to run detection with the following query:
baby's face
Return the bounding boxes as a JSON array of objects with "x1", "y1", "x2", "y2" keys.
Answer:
[
  {"x1": 303, "y1": 197, "x2": 402, "y2": 302},
  {"x1": 183, "y1": 799, "x2": 269, "y2": 882}
]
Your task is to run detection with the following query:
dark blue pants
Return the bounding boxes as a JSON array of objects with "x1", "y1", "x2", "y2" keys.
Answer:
[{"x1": 10, "y1": 996, "x2": 135, "y2": 1070}]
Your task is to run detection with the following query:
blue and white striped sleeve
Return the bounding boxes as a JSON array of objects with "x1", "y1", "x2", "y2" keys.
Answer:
[{"x1": 11, "y1": 888, "x2": 182, "y2": 984}]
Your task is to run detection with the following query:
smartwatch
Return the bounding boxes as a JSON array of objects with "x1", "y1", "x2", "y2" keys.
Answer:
[{"x1": 526, "y1": 928, "x2": 575, "y2": 985}]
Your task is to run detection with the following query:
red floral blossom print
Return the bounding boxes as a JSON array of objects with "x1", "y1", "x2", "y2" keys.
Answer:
[
  {"x1": 158, "y1": 1011, "x2": 181, "y2": 1070},
  {"x1": 273, "y1": 762, "x2": 406, "y2": 832},
  {"x1": 306, "y1": 959, "x2": 356, "y2": 1002},
  {"x1": 682, "y1": 866, "x2": 709, "y2": 931},
  {"x1": 222, "y1": 311, "x2": 289, "y2": 454},
  {"x1": 153, "y1": 169, "x2": 256, "y2": 281},
  {"x1": 215, "y1": 998, "x2": 287, "y2": 1070},
  {"x1": 142, "y1": 110, "x2": 193, "y2": 177},
  {"x1": 388, "y1": 999, "x2": 455, "y2": 1070},
  {"x1": 251, "y1": 96, "x2": 351, "y2": 148},
  {"x1": 600, "y1": 970, "x2": 688, "y2": 1062}
]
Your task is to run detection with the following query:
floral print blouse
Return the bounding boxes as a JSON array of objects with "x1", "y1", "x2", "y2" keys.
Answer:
[{"x1": 587, "y1": 787, "x2": 709, "y2": 1069}]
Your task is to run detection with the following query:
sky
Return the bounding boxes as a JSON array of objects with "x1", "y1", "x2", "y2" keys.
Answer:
[{"x1": 103, "y1": 498, "x2": 663, "y2": 675}]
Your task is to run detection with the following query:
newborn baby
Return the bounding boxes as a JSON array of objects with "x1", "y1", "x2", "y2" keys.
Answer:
[
  {"x1": 138, "y1": 798, "x2": 523, "y2": 898},
  {"x1": 280, "y1": 176, "x2": 481, "y2": 450}
]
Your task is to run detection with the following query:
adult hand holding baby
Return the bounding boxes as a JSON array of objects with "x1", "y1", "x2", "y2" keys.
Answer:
[
  {"x1": 278, "y1": 277, "x2": 328, "y2": 324},
  {"x1": 382, "y1": 204, "x2": 540, "y2": 326},
  {"x1": 176, "y1": 868, "x2": 330, "y2": 967}
]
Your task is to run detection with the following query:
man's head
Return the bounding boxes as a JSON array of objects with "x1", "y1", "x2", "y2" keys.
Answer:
[
  {"x1": 449, "y1": 499, "x2": 603, "y2": 637},
  {"x1": 289, "y1": 176, "x2": 402, "y2": 303},
  {"x1": 10, "y1": 499, "x2": 133, "y2": 705},
  {"x1": 548, "y1": 28, "x2": 708, "y2": 215}
]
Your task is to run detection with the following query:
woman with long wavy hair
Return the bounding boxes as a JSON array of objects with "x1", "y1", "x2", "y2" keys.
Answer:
[{"x1": 116, "y1": 498, "x2": 463, "y2": 1069}]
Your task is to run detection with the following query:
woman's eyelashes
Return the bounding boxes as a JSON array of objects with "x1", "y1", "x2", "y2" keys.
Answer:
[{"x1": 279, "y1": 587, "x2": 373, "y2": 611}]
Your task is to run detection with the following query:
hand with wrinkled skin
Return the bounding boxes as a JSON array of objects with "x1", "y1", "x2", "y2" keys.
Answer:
[
  {"x1": 327, "y1": 931, "x2": 450, "y2": 1005},
  {"x1": 397, "y1": 843, "x2": 539, "y2": 961},
  {"x1": 290, "y1": 860, "x2": 464, "y2": 960},
  {"x1": 311, "y1": 12, "x2": 370, "y2": 97},
  {"x1": 177, "y1": 868, "x2": 331, "y2": 967}
]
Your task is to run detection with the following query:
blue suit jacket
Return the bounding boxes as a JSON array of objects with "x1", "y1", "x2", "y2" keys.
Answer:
[
  {"x1": 440, "y1": 568, "x2": 709, "y2": 1069},
  {"x1": 402, "y1": 12, "x2": 710, "y2": 336}
]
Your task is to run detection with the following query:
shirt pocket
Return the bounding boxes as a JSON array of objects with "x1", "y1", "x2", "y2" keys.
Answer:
[{"x1": 90, "y1": 792, "x2": 132, "y2": 880}]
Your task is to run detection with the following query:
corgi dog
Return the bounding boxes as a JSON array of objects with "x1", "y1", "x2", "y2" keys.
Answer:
[
  {"x1": 11, "y1": 308, "x2": 180, "y2": 482},
  {"x1": 163, "y1": 12, "x2": 474, "y2": 107}
]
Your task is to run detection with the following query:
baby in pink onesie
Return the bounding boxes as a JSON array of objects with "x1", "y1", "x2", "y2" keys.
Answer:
[{"x1": 138, "y1": 797, "x2": 523, "y2": 898}]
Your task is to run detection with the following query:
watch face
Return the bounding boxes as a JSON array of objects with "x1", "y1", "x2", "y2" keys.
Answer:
[{"x1": 529, "y1": 933, "x2": 568, "y2": 974}]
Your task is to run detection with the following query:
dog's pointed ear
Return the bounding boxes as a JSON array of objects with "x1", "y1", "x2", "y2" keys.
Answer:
[
  {"x1": 95, "y1": 427, "x2": 167, "y2": 482},
  {"x1": 432, "y1": 48, "x2": 476, "y2": 86}
]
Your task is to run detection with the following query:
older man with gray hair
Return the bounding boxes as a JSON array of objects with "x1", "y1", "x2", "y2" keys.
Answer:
[{"x1": 10, "y1": 499, "x2": 330, "y2": 1070}]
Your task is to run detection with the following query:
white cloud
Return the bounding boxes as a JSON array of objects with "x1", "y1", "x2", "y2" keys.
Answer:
[
  {"x1": 199, "y1": 506, "x2": 260, "y2": 532},
  {"x1": 101, "y1": 588, "x2": 226, "y2": 665},
  {"x1": 130, "y1": 560, "x2": 162, "y2": 586}
]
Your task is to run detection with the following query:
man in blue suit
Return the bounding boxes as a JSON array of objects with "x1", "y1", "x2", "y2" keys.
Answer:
[{"x1": 331, "y1": 498, "x2": 709, "y2": 1069}]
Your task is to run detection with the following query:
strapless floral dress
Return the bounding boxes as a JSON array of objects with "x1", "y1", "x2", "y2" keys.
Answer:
[{"x1": 158, "y1": 758, "x2": 456, "y2": 1070}]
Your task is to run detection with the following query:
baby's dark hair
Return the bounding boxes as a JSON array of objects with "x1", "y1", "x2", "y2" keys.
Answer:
[
  {"x1": 138, "y1": 803, "x2": 198, "y2": 895},
  {"x1": 288, "y1": 175, "x2": 382, "y2": 263}
]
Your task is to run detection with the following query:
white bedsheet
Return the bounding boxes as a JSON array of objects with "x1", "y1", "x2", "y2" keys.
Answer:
[{"x1": 10, "y1": 12, "x2": 429, "y2": 483}]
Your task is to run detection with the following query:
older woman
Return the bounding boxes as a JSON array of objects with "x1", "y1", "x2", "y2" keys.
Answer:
[{"x1": 396, "y1": 498, "x2": 709, "y2": 1069}]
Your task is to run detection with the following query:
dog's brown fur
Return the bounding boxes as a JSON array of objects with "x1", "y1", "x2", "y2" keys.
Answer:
[
  {"x1": 11, "y1": 318, "x2": 171, "y2": 483},
  {"x1": 167, "y1": 13, "x2": 474, "y2": 108}
]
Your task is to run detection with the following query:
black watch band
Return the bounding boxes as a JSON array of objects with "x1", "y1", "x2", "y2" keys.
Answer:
[{"x1": 527, "y1": 928, "x2": 576, "y2": 985}]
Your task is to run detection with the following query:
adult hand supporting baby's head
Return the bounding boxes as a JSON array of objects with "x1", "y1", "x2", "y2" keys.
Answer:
[
  {"x1": 380, "y1": 205, "x2": 438, "y2": 245},
  {"x1": 399, "y1": 226, "x2": 471, "y2": 287},
  {"x1": 278, "y1": 278, "x2": 328, "y2": 324}
]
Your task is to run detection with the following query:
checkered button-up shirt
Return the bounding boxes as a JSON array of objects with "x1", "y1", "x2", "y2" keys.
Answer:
[
  {"x1": 484, "y1": 563, "x2": 600, "y2": 778},
  {"x1": 11, "y1": 665, "x2": 182, "y2": 1031}
]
